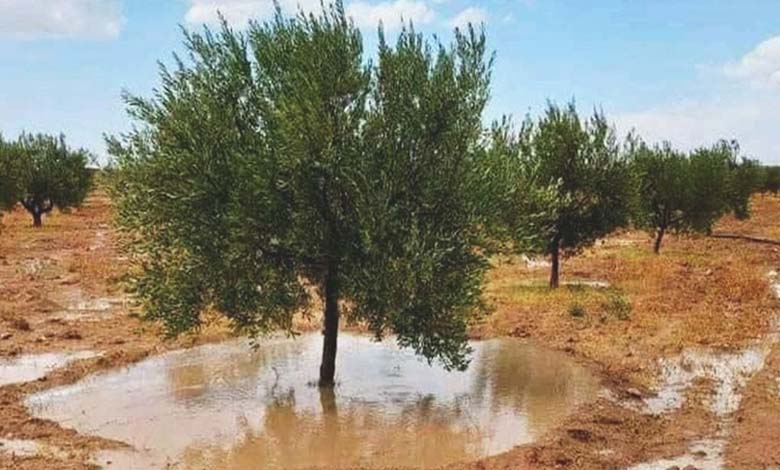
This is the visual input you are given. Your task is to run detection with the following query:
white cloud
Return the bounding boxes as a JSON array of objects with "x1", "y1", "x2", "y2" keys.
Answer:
[
  {"x1": 615, "y1": 95, "x2": 780, "y2": 164},
  {"x1": 613, "y1": 35, "x2": 780, "y2": 165},
  {"x1": 0, "y1": 0, "x2": 122, "y2": 39},
  {"x1": 448, "y1": 6, "x2": 486, "y2": 29},
  {"x1": 184, "y1": 0, "x2": 322, "y2": 26},
  {"x1": 723, "y1": 36, "x2": 780, "y2": 88},
  {"x1": 346, "y1": 0, "x2": 434, "y2": 31}
]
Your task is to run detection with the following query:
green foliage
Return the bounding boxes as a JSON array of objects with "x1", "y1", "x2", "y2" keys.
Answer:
[
  {"x1": 630, "y1": 140, "x2": 690, "y2": 253},
  {"x1": 0, "y1": 135, "x2": 23, "y2": 212},
  {"x1": 483, "y1": 118, "x2": 561, "y2": 252},
  {"x1": 13, "y1": 133, "x2": 92, "y2": 226},
  {"x1": 602, "y1": 291, "x2": 631, "y2": 320},
  {"x1": 1, "y1": 133, "x2": 92, "y2": 226},
  {"x1": 685, "y1": 142, "x2": 732, "y2": 230},
  {"x1": 568, "y1": 303, "x2": 586, "y2": 318},
  {"x1": 762, "y1": 166, "x2": 780, "y2": 194},
  {"x1": 630, "y1": 138, "x2": 757, "y2": 252},
  {"x1": 497, "y1": 102, "x2": 633, "y2": 287},
  {"x1": 717, "y1": 141, "x2": 762, "y2": 220},
  {"x1": 109, "y1": 3, "x2": 496, "y2": 378}
]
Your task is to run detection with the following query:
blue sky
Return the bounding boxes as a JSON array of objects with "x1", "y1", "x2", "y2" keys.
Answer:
[{"x1": 1, "y1": 0, "x2": 779, "y2": 164}]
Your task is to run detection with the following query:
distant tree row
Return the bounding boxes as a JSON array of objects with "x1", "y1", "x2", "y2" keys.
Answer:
[
  {"x1": 103, "y1": 2, "x2": 771, "y2": 385},
  {"x1": 757, "y1": 165, "x2": 780, "y2": 194},
  {"x1": 0, "y1": 133, "x2": 92, "y2": 227},
  {"x1": 629, "y1": 138, "x2": 762, "y2": 254},
  {"x1": 489, "y1": 105, "x2": 762, "y2": 288}
]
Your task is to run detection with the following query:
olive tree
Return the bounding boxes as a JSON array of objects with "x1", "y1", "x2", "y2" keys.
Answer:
[
  {"x1": 14, "y1": 133, "x2": 92, "y2": 227},
  {"x1": 720, "y1": 141, "x2": 762, "y2": 219},
  {"x1": 500, "y1": 103, "x2": 632, "y2": 288},
  {"x1": 631, "y1": 139, "x2": 756, "y2": 253},
  {"x1": 762, "y1": 166, "x2": 780, "y2": 194},
  {"x1": 109, "y1": 5, "x2": 498, "y2": 386},
  {"x1": 688, "y1": 140, "x2": 756, "y2": 228},
  {"x1": 630, "y1": 140, "x2": 725, "y2": 253},
  {"x1": 0, "y1": 135, "x2": 22, "y2": 213},
  {"x1": 630, "y1": 140, "x2": 696, "y2": 253}
]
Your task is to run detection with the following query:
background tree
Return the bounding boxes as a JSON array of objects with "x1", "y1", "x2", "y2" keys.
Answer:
[
  {"x1": 631, "y1": 139, "x2": 749, "y2": 253},
  {"x1": 630, "y1": 140, "x2": 691, "y2": 253},
  {"x1": 0, "y1": 135, "x2": 22, "y2": 213},
  {"x1": 15, "y1": 133, "x2": 92, "y2": 227},
  {"x1": 714, "y1": 140, "x2": 762, "y2": 220},
  {"x1": 484, "y1": 118, "x2": 561, "y2": 258},
  {"x1": 501, "y1": 102, "x2": 632, "y2": 288},
  {"x1": 109, "y1": 5, "x2": 497, "y2": 387},
  {"x1": 762, "y1": 166, "x2": 780, "y2": 194}
]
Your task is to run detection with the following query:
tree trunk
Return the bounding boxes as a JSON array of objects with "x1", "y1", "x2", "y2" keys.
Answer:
[
  {"x1": 549, "y1": 237, "x2": 560, "y2": 289},
  {"x1": 32, "y1": 210, "x2": 42, "y2": 228},
  {"x1": 319, "y1": 384, "x2": 338, "y2": 415},
  {"x1": 653, "y1": 226, "x2": 666, "y2": 254},
  {"x1": 319, "y1": 264, "x2": 340, "y2": 388}
]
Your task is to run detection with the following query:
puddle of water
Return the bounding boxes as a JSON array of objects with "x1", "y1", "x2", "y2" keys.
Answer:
[
  {"x1": 641, "y1": 344, "x2": 772, "y2": 416},
  {"x1": 20, "y1": 258, "x2": 52, "y2": 277},
  {"x1": 49, "y1": 288, "x2": 124, "y2": 322},
  {"x1": 563, "y1": 280, "x2": 611, "y2": 289},
  {"x1": 0, "y1": 438, "x2": 68, "y2": 459},
  {"x1": 521, "y1": 255, "x2": 551, "y2": 270},
  {"x1": 0, "y1": 351, "x2": 98, "y2": 387},
  {"x1": 629, "y1": 271, "x2": 780, "y2": 470},
  {"x1": 27, "y1": 334, "x2": 599, "y2": 470},
  {"x1": 628, "y1": 437, "x2": 725, "y2": 470},
  {"x1": 601, "y1": 238, "x2": 637, "y2": 247},
  {"x1": 768, "y1": 270, "x2": 780, "y2": 299},
  {"x1": 90, "y1": 230, "x2": 107, "y2": 250}
]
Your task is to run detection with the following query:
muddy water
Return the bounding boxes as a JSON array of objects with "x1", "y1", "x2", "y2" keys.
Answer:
[
  {"x1": 47, "y1": 286, "x2": 124, "y2": 322},
  {"x1": 0, "y1": 351, "x2": 98, "y2": 387},
  {"x1": 0, "y1": 438, "x2": 68, "y2": 459},
  {"x1": 26, "y1": 334, "x2": 598, "y2": 469}
]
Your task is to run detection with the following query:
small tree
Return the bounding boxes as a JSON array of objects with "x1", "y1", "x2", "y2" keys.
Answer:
[
  {"x1": 631, "y1": 140, "x2": 695, "y2": 253},
  {"x1": 719, "y1": 140, "x2": 762, "y2": 219},
  {"x1": 15, "y1": 133, "x2": 92, "y2": 227},
  {"x1": 632, "y1": 139, "x2": 752, "y2": 253},
  {"x1": 504, "y1": 102, "x2": 632, "y2": 288},
  {"x1": 630, "y1": 140, "x2": 736, "y2": 253},
  {"x1": 0, "y1": 135, "x2": 22, "y2": 213},
  {"x1": 690, "y1": 140, "x2": 758, "y2": 230},
  {"x1": 763, "y1": 166, "x2": 780, "y2": 194},
  {"x1": 110, "y1": 5, "x2": 497, "y2": 386}
]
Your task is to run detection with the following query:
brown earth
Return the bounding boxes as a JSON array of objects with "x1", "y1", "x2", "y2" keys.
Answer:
[{"x1": 1, "y1": 190, "x2": 779, "y2": 470}]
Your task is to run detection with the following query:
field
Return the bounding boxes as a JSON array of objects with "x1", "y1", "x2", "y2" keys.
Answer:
[{"x1": 1, "y1": 190, "x2": 779, "y2": 469}]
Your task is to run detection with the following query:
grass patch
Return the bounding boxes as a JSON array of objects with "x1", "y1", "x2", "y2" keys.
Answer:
[
  {"x1": 602, "y1": 290, "x2": 632, "y2": 320},
  {"x1": 568, "y1": 303, "x2": 586, "y2": 318}
]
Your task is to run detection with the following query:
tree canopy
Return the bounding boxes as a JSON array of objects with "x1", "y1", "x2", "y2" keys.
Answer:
[
  {"x1": 762, "y1": 166, "x2": 780, "y2": 194},
  {"x1": 496, "y1": 102, "x2": 633, "y2": 287},
  {"x1": 721, "y1": 143, "x2": 763, "y2": 220},
  {"x1": 109, "y1": 4, "x2": 499, "y2": 386},
  {"x1": 630, "y1": 138, "x2": 761, "y2": 253},
  {"x1": 0, "y1": 135, "x2": 22, "y2": 213},
  {"x1": 8, "y1": 133, "x2": 93, "y2": 227},
  {"x1": 631, "y1": 140, "x2": 699, "y2": 253}
]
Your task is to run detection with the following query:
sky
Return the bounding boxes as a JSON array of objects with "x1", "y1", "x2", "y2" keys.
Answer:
[{"x1": 1, "y1": 0, "x2": 779, "y2": 164}]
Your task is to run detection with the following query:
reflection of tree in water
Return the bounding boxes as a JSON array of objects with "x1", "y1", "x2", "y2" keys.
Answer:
[
  {"x1": 180, "y1": 387, "x2": 480, "y2": 469},
  {"x1": 165, "y1": 340, "x2": 306, "y2": 403},
  {"x1": 470, "y1": 340, "x2": 598, "y2": 438},
  {"x1": 164, "y1": 337, "x2": 596, "y2": 468}
]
